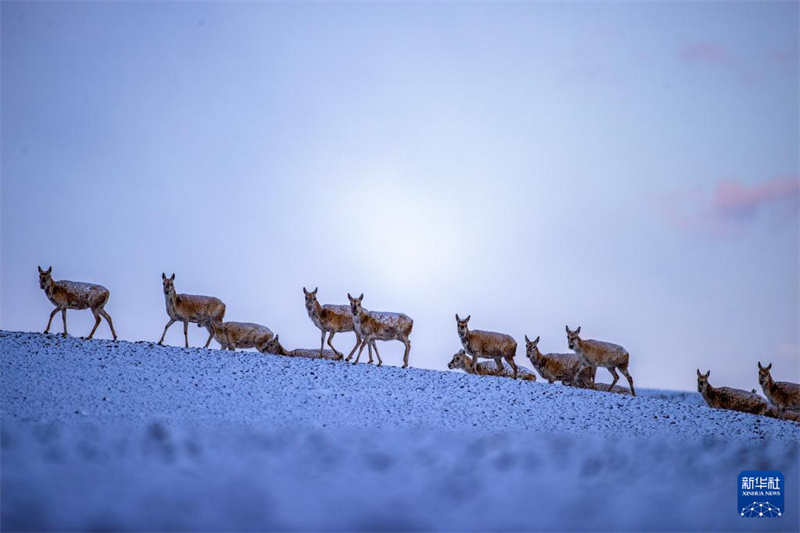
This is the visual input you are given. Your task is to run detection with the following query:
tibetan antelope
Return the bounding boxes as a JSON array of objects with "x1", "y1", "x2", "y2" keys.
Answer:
[
  {"x1": 157, "y1": 273, "x2": 225, "y2": 348},
  {"x1": 260, "y1": 335, "x2": 341, "y2": 360},
  {"x1": 696, "y1": 369, "x2": 768, "y2": 415},
  {"x1": 456, "y1": 314, "x2": 518, "y2": 378},
  {"x1": 524, "y1": 335, "x2": 588, "y2": 385},
  {"x1": 261, "y1": 335, "x2": 289, "y2": 356},
  {"x1": 303, "y1": 287, "x2": 361, "y2": 359},
  {"x1": 758, "y1": 362, "x2": 800, "y2": 420},
  {"x1": 448, "y1": 349, "x2": 536, "y2": 381},
  {"x1": 347, "y1": 293, "x2": 413, "y2": 368},
  {"x1": 566, "y1": 326, "x2": 636, "y2": 396},
  {"x1": 765, "y1": 405, "x2": 800, "y2": 422},
  {"x1": 209, "y1": 321, "x2": 274, "y2": 352},
  {"x1": 37, "y1": 266, "x2": 118, "y2": 340}
]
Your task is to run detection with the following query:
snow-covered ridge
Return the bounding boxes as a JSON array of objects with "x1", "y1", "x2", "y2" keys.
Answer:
[
  {"x1": 0, "y1": 330, "x2": 795, "y2": 438},
  {"x1": 2, "y1": 330, "x2": 798, "y2": 531}
]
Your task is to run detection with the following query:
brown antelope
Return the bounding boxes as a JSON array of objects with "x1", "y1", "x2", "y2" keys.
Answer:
[
  {"x1": 765, "y1": 405, "x2": 800, "y2": 422},
  {"x1": 260, "y1": 335, "x2": 290, "y2": 356},
  {"x1": 565, "y1": 326, "x2": 636, "y2": 396},
  {"x1": 260, "y1": 335, "x2": 341, "y2": 360},
  {"x1": 448, "y1": 349, "x2": 536, "y2": 381},
  {"x1": 347, "y1": 293, "x2": 413, "y2": 368},
  {"x1": 524, "y1": 337, "x2": 630, "y2": 393},
  {"x1": 524, "y1": 335, "x2": 587, "y2": 385},
  {"x1": 758, "y1": 362, "x2": 800, "y2": 420},
  {"x1": 37, "y1": 266, "x2": 118, "y2": 340},
  {"x1": 456, "y1": 314, "x2": 518, "y2": 379},
  {"x1": 208, "y1": 321, "x2": 274, "y2": 352},
  {"x1": 157, "y1": 273, "x2": 225, "y2": 348},
  {"x1": 303, "y1": 287, "x2": 361, "y2": 359},
  {"x1": 594, "y1": 383, "x2": 632, "y2": 395},
  {"x1": 696, "y1": 369, "x2": 768, "y2": 415},
  {"x1": 289, "y1": 348, "x2": 342, "y2": 360}
]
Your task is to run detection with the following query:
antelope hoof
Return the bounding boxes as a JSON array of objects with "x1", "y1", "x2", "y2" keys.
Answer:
[
  {"x1": 377, "y1": 362, "x2": 383, "y2": 367},
  {"x1": 62, "y1": 333, "x2": 67, "y2": 338},
  {"x1": 402, "y1": 364, "x2": 409, "y2": 369}
]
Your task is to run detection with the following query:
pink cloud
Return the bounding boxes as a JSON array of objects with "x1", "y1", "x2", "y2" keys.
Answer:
[
  {"x1": 659, "y1": 176, "x2": 800, "y2": 233},
  {"x1": 680, "y1": 42, "x2": 735, "y2": 66},
  {"x1": 713, "y1": 177, "x2": 800, "y2": 219},
  {"x1": 767, "y1": 50, "x2": 799, "y2": 65},
  {"x1": 766, "y1": 50, "x2": 800, "y2": 76}
]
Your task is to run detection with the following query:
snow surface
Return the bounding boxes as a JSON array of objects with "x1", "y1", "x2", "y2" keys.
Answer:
[{"x1": 2, "y1": 331, "x2": 798, "y2": 531}]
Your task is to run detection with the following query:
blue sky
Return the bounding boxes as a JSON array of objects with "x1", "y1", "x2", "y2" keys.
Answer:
[{"x1": 2, "y1": 1, "x2": 798, "y2": 392}]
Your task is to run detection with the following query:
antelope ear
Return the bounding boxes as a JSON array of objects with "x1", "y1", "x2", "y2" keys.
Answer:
[
  {"x1": 162, "y1": 273, "x2": 167, "y2": 280},
  {"x1": 274, "y1": 335, "x2": 279, "y2": 342},
  {"x1": 313, "y1": 287, "x2": 318, "y2": 294},
  {"x1": 170, "y1": 273, "x2": 175, "y2": 281},
  {"x1": 575, "y1": 326, "x2": 581, "y2": 335},
  {"x1": 565, "y1": 325, "x2": 570, "y2": 333},
  {"x1": 525, "y1": 335, "x2": 530, "y2": 343},
  {"x1": 696, "y1": 369, "x2": 701, "y2": 377},
  {"x1": 303, "y1": 287, "x2": 308, "y2": 295},
  {"x1": 534, "y1": 336, "x2": 540, "y2": 344},
  {"x1": 465, "y1": 315, "x2": 471, "y2": 323},
  {"x1": 38, "y1": 265, "x2": 43, "y2": 273},
  {"x1": 455, "y1": 314, "x2": 461, "y2": 322},
  {"x1": 347, "y1": 293, "x2": 353, "y2": 301},
  {"x1": 758, "y1": 361, "x2": 763, "y2": 370},
  {"x1": 47, "y1": 266, "x2": 52, "y2": 274},
  {"x1": 766, "y1": 363, "x2": 772, "y2": 371},
  {"x1": 358, "y1": 293, "x2": 363, "y2": 300},
  {"x1": 705, "y1": 370, "x2": 710, "y2": 378}
]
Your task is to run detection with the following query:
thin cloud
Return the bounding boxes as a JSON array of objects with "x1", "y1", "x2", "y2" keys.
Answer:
[
  {"x1": 680, "y1": 41, "x2": 763, "y2": 86},
  {"x1": 680, "y1": 42, "x2": 735, "y2": 67},
  {"x1": 659, "y1": 177, "x2": 800, "y2": 233},
  {"x1": 767, "y1": 50, "x2": 799, "y2": 65}
]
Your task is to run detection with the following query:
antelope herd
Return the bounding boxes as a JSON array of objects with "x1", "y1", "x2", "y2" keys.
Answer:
[{"x1": 34, "y1": 266, "x2": 800, "y2": 422}]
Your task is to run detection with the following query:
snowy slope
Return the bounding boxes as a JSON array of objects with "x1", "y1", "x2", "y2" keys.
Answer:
[{"x1": 2, "y1": 331, "x2": 798, "y2": 531}]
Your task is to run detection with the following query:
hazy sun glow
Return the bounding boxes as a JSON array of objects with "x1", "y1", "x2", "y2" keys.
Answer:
[{"x1": 336, "y1": 177, "x2": 461, "y2": 288}]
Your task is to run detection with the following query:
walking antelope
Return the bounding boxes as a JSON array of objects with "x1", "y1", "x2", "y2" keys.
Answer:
[
  {"x1": 303, "y1": 287, "x2": 361, "y2": 359},
  {"x1": 157, "y1": 273, "x2": 225, "y2": 348},
  {"x1": 697, "y1": 369, "x2": 768, "y2": 415},
  {"x1": 565, "y1": 326, "x2": 636, "y2": 396},
  {"x1": 448, "y1": 349, "x2": 536, "y2": 381},
  {"x1": 37, "y1": 266, "x2": 118, "y2": 340},
  {"x1": 758, "y1": 362, "x2": 800, "y2": 420},
  {"x1": 208, "y1": 321, "x2": 274, "y2": 352},
  {"x1": 456, "y1": 314, "x2": 518, "y2": 379},
  {"x1": 347, "y1": 293, "x2": 413, "y2": 368}
]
